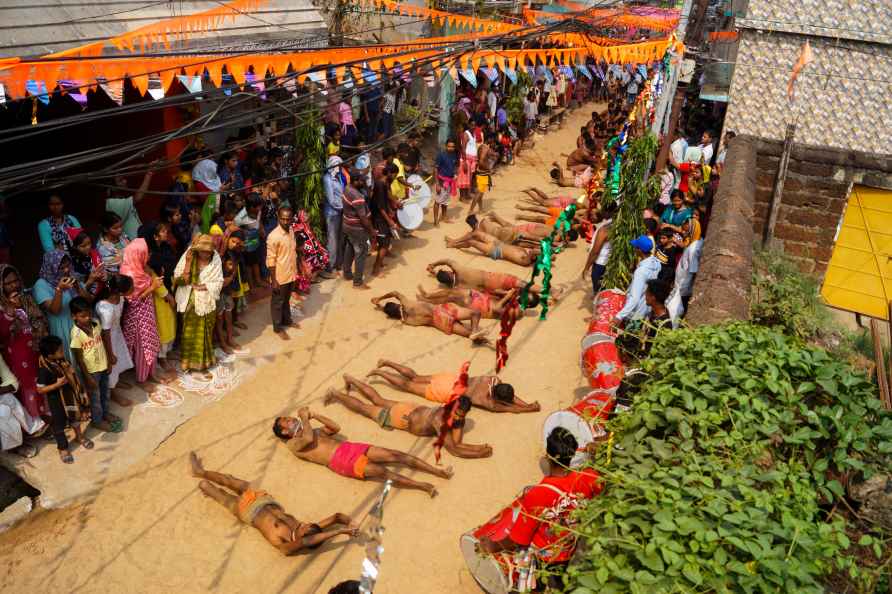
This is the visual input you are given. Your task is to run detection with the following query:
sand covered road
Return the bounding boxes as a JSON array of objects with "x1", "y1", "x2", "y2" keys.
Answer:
[{"x1": 0, "y1": 107, "x2": 599, "y2": 594}]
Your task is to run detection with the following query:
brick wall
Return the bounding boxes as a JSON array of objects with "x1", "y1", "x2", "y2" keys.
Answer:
[
  {"x1": 749, "y1": 138, "x2": 892, "y2": 278},
  {"x1": 751, "y1": 154, "x2": 849, "y2": 276}
]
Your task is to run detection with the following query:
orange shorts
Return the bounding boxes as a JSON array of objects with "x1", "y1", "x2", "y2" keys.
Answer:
[{"x1": 425, "y1": 373, "x2": 458, "y2": 403}]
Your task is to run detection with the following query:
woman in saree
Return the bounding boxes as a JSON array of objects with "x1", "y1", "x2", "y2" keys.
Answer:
[
  {"x1": 120, "y1": 239, "x2": 162, "y2": 393},
  {"x1": 0, "y1": 264, "x2": 49, "y2": 419},
  {"x1": 291, "y1": 210, "x2": 328, "y2": 295},
  {"x1": 33, "y1": 250, "x2": 97, "y2": 363},
  {"x1": 174, "y1": 234, "x2": 224, "y2": 377}
]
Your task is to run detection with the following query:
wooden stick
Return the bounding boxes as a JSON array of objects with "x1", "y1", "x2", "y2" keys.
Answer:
[{"x1": 871, "y1": 319, "x2": 891, "y2": 410}]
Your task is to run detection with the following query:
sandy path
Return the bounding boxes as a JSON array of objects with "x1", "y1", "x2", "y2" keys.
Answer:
[{"x1": 0, "y1": 107, "x2": 598, "y2": 594}]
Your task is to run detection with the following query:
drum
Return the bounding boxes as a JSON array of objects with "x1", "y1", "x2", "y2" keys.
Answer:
[
  {"x1": 397, "y1": 201, "x2": 424, "y2": 230},
  {"x1": 580, "y1": 338, "x2": 624, "y2": 390},
  {"x1": 407, "y1": 174, "x2": 432, "y2": 209},
  {"x1": 460, "y1": 533, "x2": 510, "y2": 594},
  {"x1": 587, "y1": 289, "x2": 626, "y2": 337},
  {"x1": 542, "y1": 390, "x2": 615, "y2": 467}
]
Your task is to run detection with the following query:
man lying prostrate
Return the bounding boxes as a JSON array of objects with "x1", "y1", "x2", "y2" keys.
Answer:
[
  {"x1": 273, "y1": 406, "x2": 453, "y2": 497},
  {"x1": 189, "y1": 451, "x2": 359, "y2": 555},
  {"x1": 427, "y1": 259, "x2": 562, "y2": 300},
  {"x1": 416, "y1": 285, "x2": 534, "y2": 320},
  {"x1": 371, "y1": 291, "x2": 490, "y2": 343},
  {"x1": 367, "y1": 359, "x2": 541, "y2": 413},
  {"x1": 326, "y1": 375, "x2": 493, "y2": 460}
]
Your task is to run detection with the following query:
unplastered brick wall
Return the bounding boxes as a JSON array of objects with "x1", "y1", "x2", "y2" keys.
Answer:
[
  {"x1": 751, "y1": 154, "x2": 848, "y2": 276},
  {"x1": 749, "y1": 139, "x2": 892, "y2": 278}
]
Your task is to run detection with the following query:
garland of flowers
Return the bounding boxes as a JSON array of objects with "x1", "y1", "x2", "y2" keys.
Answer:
[
  {"x1": 495, "y1": 294, "x2": 519, "y2": 372},
  {"x1": 434, "y1": 361, "x2": 470, "y2": 462}
]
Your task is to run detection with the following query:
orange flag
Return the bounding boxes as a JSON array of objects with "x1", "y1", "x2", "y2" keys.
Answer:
[{"x1": 787, "y1": 40, "x2": 813, "y2": 101}]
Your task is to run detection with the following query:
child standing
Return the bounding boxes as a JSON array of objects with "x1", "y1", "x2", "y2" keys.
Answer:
[
  {"x1": 95, "y1": 274, "x2": 135, "y2": 404},
  {"x1": 36, "y1": 335, "x2": 92, "y2": 464},
  {"x1": 215, "y1": 230, "x2": 245, "y2": 353},
  {"x1": 69, "y1": 297, "x2": 121, "y2": 433}
]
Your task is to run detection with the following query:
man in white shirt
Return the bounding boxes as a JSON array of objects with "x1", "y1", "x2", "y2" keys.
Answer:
[
  {"x1": 486, "y1": 87, "x2": 498, "y2": 120},
  {"x1": 614, "y1": 235, "x2": 662, "y2": 324},
  {"x1": 667, "y1": 238, "x2": 704, "y2": 325},
  {"x1": 697, "y1": 130, "x2": 715, "y2": 165}
]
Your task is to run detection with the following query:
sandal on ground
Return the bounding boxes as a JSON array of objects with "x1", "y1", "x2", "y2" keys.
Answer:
[
  {"x1": 59, "y1": 449, "x2": 74, "y2": 464},
  {"x1": 80, "y1": 437, "x2": 94, "y2": 450}
]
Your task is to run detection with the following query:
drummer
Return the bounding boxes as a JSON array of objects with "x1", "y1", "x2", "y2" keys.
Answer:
[
  {"x1": 371, "y1": 291, "x2": 491, "y2": 343},
  {"x1": 367, "y1": 359, "x2": 541, "y2": 413},
  {"x1": 427, "y1": 259, "x2": 560, "y2": 300},
  {"x1": 370, "y1": 162, "x2": 399, "y2": 277},
  {"x1": 445, "y1": 230, "x2": 538, "y2": 267},
  {"x1": 416, "y1": 285, "x2": 536, "y2": 320},
  {"x1": 326, "y1": 375, "x2": 493, "y2": 459},
  {"x1": 475, "y1": 427, "x2": 602, "y2": 581}
]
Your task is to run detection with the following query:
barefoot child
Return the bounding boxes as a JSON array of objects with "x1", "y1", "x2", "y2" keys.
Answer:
[
  {"x1": 96, "y1": 274, "x2": 135, "y2": 405},
  {"x1": 215, "y1": 230, "x2": 244, "y2": 353},
  {"x1": 70, "y1": 297, "x2": 122, "y2": 434},
  {"x1": 36, "y1": 335, "x2": 93, "y2": 463}
]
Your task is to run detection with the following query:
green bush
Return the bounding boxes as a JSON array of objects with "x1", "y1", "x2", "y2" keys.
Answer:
[
  {"x1": 751, "y1": 248, "x2": 834, "y2": 341},
  {"x1": 563, "y1": 322, "x2": 892, "y2": 594}
]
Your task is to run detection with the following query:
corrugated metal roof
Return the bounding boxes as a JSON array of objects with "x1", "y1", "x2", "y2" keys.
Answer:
[
  {"x1": 736, "y1": 0, "x2": 892, "y2": 45},
  {"x1": 0, "y1": 0, "x2": 325, "y2": 58}
]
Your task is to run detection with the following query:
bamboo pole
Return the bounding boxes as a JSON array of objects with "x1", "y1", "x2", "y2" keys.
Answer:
[{"x1": 871, "y1": 319, "x2": 891, "y2": 410}]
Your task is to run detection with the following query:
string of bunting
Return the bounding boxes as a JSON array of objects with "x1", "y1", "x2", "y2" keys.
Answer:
[
  {"x1": 434, "y1": 361, "x2": 470, "y2": 462},
  {"x1": 522, "y1": 7, "x2": 679, "y2": 32},
  {"x1": 520, "y1": 203, "x2": 578, "y2": 321},
  {"x1": 0, "y1": 35, "x2": 681, "y2": 100}
]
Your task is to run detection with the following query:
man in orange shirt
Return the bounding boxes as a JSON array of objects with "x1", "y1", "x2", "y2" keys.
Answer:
[{"x1": 266, "y1": 206, "x2": 298, "y2": 339}]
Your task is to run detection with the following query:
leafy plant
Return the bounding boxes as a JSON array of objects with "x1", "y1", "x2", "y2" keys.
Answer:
[
  {"x1": 564, "y1": 322, "x2": 892, "y2": 593},
  {"x1": 602, "y1": 132, "x2": 660, "y2": 289},
  {"x1": 294, "y1": 103, "x2": 325, "y2": 241},
  {"x1": 751, "y1": 248, "x2": 834, "y2": 341},
  {"x1": 506, "y1": 69, "x2": 531, "y2": 126}
]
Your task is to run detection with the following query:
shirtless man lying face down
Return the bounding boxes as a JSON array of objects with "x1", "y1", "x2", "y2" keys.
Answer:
[
  {"x1": 189, "y1": 451, "x2": 359, "y2": 555},
  {"x1": 371, "y1": 291, "x2": 490, "y2": 343},
  {"x1": 273, "y1": 406, "x2": 453, "y2": 497},
  {"x1": 325, "y1": 375, "x2": 494, "y2": 459},
  {"x1": 367, "y1": 359, "x2": 540, "y2": 413}
]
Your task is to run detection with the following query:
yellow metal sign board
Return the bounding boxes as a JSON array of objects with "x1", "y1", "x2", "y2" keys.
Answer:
[{"x1": 821, "y1": 185, "x2": 892, "y2": 320}]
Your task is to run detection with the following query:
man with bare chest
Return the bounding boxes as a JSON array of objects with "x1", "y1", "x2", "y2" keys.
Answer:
[
  {"x1": 189, "y1": 451, "x2": 359, "y2": 555},
  {"x1": 325, "y1": 375, "x2": 493, "y2": 459},
  {"x1": 273, "y1": 406, "x2": 451, "y2": 497},
  {"x1": 427, "y1": 259, "x2": 561, "y2": 300},
  {"x1": 445, "y1": 230, "x2": 538, "y2": 267},
  {"x1": 367, "y1": 360, "x2": 541, "y2": 413},
  {"x1": 416, "y1": 285, "x2": 536, "y2": 319},
  {"x1": 371, "y1": 291, "x2": 490, "y2": 342}
]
